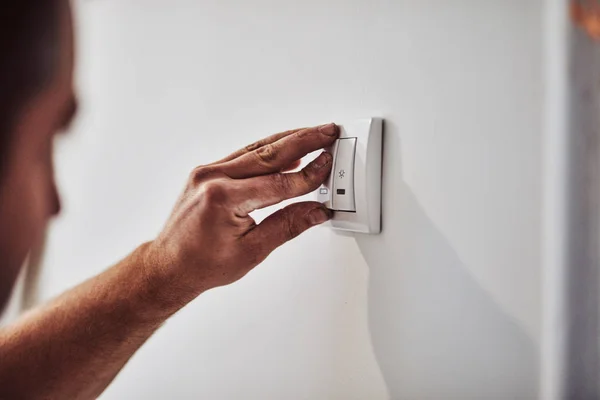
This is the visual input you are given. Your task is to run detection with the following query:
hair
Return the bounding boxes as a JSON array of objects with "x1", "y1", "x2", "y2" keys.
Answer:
[{"x1": 0, "y1": 1, "x2": 62, "y2": 176}]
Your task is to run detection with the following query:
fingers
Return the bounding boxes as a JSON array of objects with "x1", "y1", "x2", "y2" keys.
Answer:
[
  {"x1": 243, "y1": 202, "x2": 332, "y2": 256},
  {"x1": 209, "y1": 128, "x2": 306, "y2": 165},
  {"x1": 281, "y1": 159, "x2": 302, "y2": 172},
  {"x1": 219, "y1": 123, "x2": 339, "y2": 179},
  {"x1": 235, "y1": 152, "x2": 333, "y2": 215}
]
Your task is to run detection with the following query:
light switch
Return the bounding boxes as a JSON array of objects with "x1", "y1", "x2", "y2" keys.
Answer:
[
  {"x1": 331, "y1": 138, "x2": 357, "y2": 212},
  {"x1": 315, "y1": 118, "x2": 383, "y2": 234}
]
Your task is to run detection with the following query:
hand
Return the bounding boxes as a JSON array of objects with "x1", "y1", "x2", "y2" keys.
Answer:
[{"x1": 143, "y1": 123, "x2": 339, "y2": 304}]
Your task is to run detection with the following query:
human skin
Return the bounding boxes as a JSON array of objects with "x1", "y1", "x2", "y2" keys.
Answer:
[{"x1": 0, "y1": 1, "x2": 338, "y2": 398}]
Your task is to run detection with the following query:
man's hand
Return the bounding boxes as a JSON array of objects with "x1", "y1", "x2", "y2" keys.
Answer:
[
  {"x1": 0, "y1": 123, "x2": 339, "y2": 400},
  {"x1": 144, "y1": 123, "x2": 339, "y2": 303}
]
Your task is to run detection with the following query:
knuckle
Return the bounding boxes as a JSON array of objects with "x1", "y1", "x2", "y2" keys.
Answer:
[
  {"x1": 244, "y1": 140, "x2": 263, "y2": 154},
  {"x1": 295, "y1": 128, "x2": 311, "y2": 139},
  {"x1": 254, "y1": 143, "x2": 279, "y2": 165},
  {"x1": 198, "y1": 180, "x2": 229, "y2": 204},
  {"x1": 282, "y1": 210, "x2": 302, "y2": 240},
  {"x1": 189, "y1": 166, "x2": 214, "y2": 185},
  {"x1": 300, "y1": 168, "x2": 321, "y2": 189},
  {"x1": 270, "y1": 173, "x2": 294, "y2": 195}
]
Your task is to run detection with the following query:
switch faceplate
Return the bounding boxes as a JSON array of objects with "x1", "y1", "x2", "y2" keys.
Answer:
[
  {"x1": 331, "y1": 138, "x2": 357, "y2": 212},
  {"x1": 316, "y1": 118, "x2": 383, "y2": 234}
]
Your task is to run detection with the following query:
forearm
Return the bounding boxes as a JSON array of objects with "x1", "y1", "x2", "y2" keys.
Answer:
[
  {"x1": 0, "y1": 123, "x2": 336, "y2": 399},
  {"x1": 0, "y1": 243, "x2": 186, "y2": 400}
]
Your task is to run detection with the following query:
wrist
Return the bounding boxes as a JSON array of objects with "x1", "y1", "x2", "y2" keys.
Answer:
[{"x1": 126, "y1": 242, "x2": 206, "y2": 321}]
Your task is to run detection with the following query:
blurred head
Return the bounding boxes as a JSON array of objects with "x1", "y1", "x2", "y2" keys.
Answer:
[{"x1": 0, "y1": 0, "x2": 76, "y2": 312}]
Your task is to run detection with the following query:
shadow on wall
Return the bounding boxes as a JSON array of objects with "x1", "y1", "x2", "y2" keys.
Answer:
[{"x1": 355, "y1": 121, "x2": 537, "y2": 400}]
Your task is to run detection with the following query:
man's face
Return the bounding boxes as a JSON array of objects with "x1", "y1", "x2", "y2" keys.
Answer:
[{"x1": 0, "y1": 2, "x2": 76, "y2": 311}]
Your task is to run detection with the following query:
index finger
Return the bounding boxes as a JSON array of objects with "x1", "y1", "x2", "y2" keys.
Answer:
[
  {"x1": 209, "y1": 127, "x2": 306, "y2": 165},
  {"x1": 219, "y1": 123, "x2": 339, "y2": 179}
]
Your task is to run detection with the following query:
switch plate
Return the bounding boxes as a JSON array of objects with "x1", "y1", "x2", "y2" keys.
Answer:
[
  {"x1": 331, "y1": 138, "x2": 357, "y2": 212},
  {"x1": 316, "y1": 118, "x2": 383, "y2": 234}
]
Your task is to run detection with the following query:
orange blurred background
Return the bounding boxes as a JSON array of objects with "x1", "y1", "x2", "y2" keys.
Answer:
[{"x1": 572, "y1": 0, "x2": 600, "y2": 39}]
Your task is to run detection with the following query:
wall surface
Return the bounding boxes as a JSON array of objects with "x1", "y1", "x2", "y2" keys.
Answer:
[{"x1": 33, "y1": 1, "x2": 543, "y2": 399}]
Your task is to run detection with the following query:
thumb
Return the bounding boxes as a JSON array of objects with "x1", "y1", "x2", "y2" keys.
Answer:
[{"x1": 245, "y1": 202, "x2": 332, "y2": 256}]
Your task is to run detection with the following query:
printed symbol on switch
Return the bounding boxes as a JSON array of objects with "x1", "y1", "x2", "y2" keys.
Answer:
[{"x1": 338, "y1": 169, "x2": 346, "y2": 179}]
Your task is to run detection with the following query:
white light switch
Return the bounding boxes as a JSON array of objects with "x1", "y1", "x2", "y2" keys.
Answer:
[
  {"x1": 316, "y1": 118, "x2": 383, "y2": 234},
  {"x1": 331, "y1": 138, "x2": 357, "y2": 212}
]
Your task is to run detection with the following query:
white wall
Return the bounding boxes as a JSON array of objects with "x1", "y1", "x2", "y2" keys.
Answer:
[{"x1": 37, "y1": 1, "x2": 543, "y2": 398}]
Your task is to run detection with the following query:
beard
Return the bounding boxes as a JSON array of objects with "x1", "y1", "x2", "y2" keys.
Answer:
[
  {"x1": 0, "y1": 255, "x2": 27, "y2": 315},
  {"x1": 0, "y1": 224, "x2": 49, "y2": 316}
]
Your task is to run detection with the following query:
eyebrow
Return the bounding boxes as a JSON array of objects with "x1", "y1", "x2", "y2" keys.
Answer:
[{"x1": 59, "y1": 97, "x2": 78, "y2": 131}]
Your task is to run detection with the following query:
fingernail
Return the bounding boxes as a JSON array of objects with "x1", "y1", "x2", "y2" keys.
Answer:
[
  {"x1": 313, "y1": 152, "x2": 333, "y2": 169},
  {"x1": 318, "y1": 123, "x2": 338, "y2": 136},
  {"x1": 308, "y1": 207, "x2": 332, "y2": 225}
]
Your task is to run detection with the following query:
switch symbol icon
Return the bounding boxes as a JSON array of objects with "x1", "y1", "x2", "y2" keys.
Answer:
[{"x1": 339, "y1": 169, "x2": 346, "y2": 179}]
